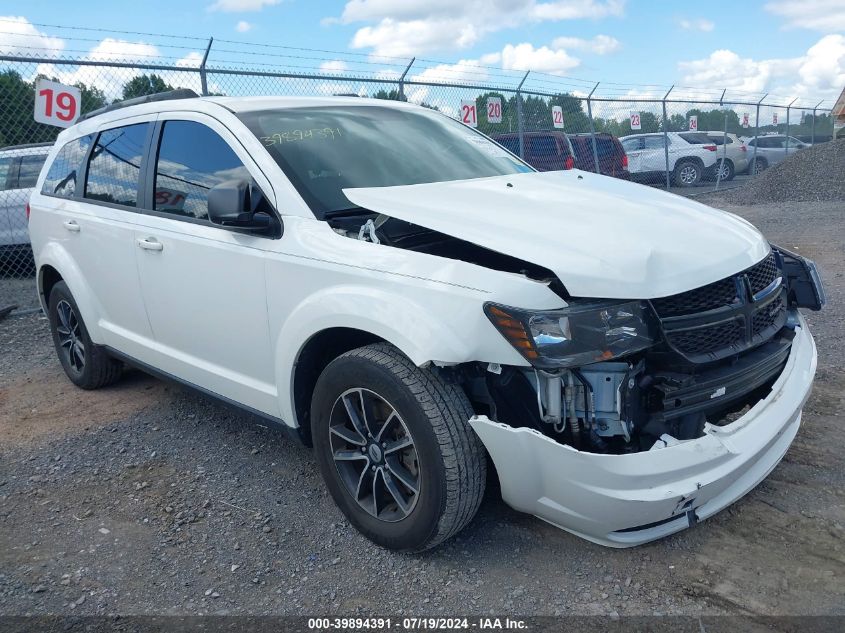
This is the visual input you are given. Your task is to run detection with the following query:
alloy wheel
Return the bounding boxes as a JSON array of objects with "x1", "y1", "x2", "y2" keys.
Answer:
[
  {"x1": 56, "y1": 299, "x2": 85, "y2": 372},
  {"x1": 329, "y1": 388, "x2": 420, "y2": 522},
  {"x1": 680, "y1": 165, "x2": 698, "y2": 184}
]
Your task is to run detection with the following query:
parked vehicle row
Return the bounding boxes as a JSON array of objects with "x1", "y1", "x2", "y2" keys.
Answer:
[
  {"x1": 1, "y1": 143, "x2": 50, "y2": 253},
  {"x1": 29, "y1": 91, "x2": 824, "y2": 552}
]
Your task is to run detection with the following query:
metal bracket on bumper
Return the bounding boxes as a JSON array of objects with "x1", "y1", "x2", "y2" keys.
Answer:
[{"x1": 469, "y1": 316, "x2": 817, "y2": 547}]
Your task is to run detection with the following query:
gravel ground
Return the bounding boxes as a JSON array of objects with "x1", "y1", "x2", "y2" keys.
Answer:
[
  {"x1": 719, "y1": 139, "x2": 845, "y2": 205},
  {"x1": 1, "y1": 199, "x2": 843, "y2": 618},
  {"x1": 0, "y1": 278, "x2": 39, "y2": 313}
]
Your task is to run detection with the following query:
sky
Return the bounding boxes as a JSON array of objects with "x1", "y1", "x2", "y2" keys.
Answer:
[{"x1": 1, "y1": 0, "x2": 844, "y2": 107}]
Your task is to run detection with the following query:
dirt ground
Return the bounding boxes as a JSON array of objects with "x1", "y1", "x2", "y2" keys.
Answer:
[{"x1": 0, "y1": 199, "x2": 843, "y2": 618}]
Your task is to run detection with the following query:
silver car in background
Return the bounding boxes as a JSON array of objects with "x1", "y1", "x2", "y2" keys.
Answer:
[
  {"x1": 1, "y1": 143, "x2": 51, "y2": 253},
  {"x1": 702, "y1": 131, "x2": 749, "y2": 180},
  {"x1": 743, "y1": 135, "x2": 809, "y2": 174}
]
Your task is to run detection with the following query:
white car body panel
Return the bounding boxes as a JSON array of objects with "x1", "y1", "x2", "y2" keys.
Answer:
[
  {"x1": 471, "y1": 316, "x2": 816, "y2": 547},
  {"x1": 0, "y1": 145, "x2": 50, "y2": 247},
  {"x1": 343, "y1": 170, "x2": 769, "y2": 299},
  {"x1": 619, "y1": 133, "x2": 720, "y2": 178},
  {"x1": 703, "y1": 132, "x2": 749, "y2": 174}
]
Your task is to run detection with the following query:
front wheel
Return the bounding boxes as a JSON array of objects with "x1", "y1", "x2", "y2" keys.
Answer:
[
  {"x1": 312, "y1": 343, "x2": 486, "y2": 552},
  {"x1": 749, "y1": 157, "x2": 768, "y2": 175},
  {"x1": 714, "y1": 159, "x2": 735, "y2": 181}
]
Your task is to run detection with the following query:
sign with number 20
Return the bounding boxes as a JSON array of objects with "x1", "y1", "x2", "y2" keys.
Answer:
[{"x1": 34, "y1": 78, "x2": 81, "y2": 128}]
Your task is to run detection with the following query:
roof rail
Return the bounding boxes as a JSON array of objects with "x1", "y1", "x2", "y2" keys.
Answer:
[
  {"x1": 0, "y1": 141, "x2": 55, "y2": 151},
  {"x1": 79, "y1": 89, "x2": 200, "y2": 122}
]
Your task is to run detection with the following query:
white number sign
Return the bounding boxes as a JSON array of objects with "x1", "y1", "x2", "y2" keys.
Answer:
[
  {"x1": 552, "y1": 106, "x2": 564, "y2": 129},
  {"x1": 630, "y1": 112, "x2": 641, "y2": 130},
  {"x1": 742, "y1": 113, "x2": 750, "y2": 128},
  {"x1": 772, "y1": 112, "x2": 778, "y2": 125},
  {"x1": 34, "y1": 78, "x2": 81, "y2": 128},
  {"x1": 486, "y1": 97, "x2": 502, "y2": 124},
  {"x1": 460, "y1": 100, "x2": 478, "y2": 128},
  {"x1": 688, "y1": 115, "x2": 698, "y2": 131}
]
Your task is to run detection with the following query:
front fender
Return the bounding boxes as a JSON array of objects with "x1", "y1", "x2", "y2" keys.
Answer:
[
  {"x1": 273, "y1": 283, "x2": 526, "y2": 426},
  {"x1": 36, "y1": 242, "x2": 104, "y2": 344}
]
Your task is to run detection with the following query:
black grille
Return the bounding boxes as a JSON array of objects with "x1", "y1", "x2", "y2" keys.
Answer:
[
  {"x1": 652, "y1": 252, "x2": 787, "y2": 362},
  {"x1": 746, "y1": 253, "x2": 779, "y2": 295},
  {"x1": 667, "y1": 320, "x2": 744, "y2": 356}
]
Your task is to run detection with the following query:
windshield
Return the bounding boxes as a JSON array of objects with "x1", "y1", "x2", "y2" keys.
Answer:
[{"x1": 238, "y1": 105, "x2": 532, "y2": 217}]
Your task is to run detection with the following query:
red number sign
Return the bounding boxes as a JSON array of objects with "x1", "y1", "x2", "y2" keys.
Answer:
[
  {"x1": 486, "y1": 97, "x2": 502, "y2": 124},
  {"x1": 552, "y1": 106, "x2": 564, "y2": 129},
  {"x1": 460, "y1": 100, "x2": 478, "y2": 128},
  {"x1": 34, "y1": 78, "x2": 81, "y2": 128},
  {"x1": 742, "y1": 113, "x2": 750, "y2": 128},
  {"x1": 630, "y1": 112, "x2": 641, "y2": 130},
  {"x1": 772, "y1": 112, "x2": 778, "y2": 125},
  {"x1": 688, "y1": 115, "x2": 698, "y2": 131}
]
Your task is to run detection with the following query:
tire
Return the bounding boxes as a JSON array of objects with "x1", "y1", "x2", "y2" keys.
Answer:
[
  {"x1": 749, "y1": 157, "x2": 768, "y2": 175},
  {"x1": 48, "y1": 281, "x2": 123, "y2": 390},
  {"x1": 311, "y1": 343, "x2": 486, "y2": 552},
  {"x1": 673, "y1": 159, "x2": 702, "y2": 187},
  {"x1": 714, "y1": 159, "x2": 735, "y2": 181}
]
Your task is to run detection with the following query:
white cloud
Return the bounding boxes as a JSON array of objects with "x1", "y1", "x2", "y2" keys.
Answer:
[
  {"x1": 551, "y1": 34, "x2": 620, "y2": 54},
  {"x1": 765, "y1": 0, "x2": 845, "y2": 33},
  {"x1": 337, "y1": 1, "x2": 625, "y2": 56},
  {"x1": 235, "y1": 20, "x2": 253, "y2": 32},
  {"x1": 411, "y1": 59, "x2": 490, "y2": 84},
  {"x1": 500, "y1": 43, "x2": 580, "y2": 74},
  {"x1": 0, "y1": 15, "x2": 65, "y2": 57},
  {"x1": 677, "y1": 17, "x2": 714, "y2": 32},
  {"x1": 319, "y1": 60, "x2": 349, "y2": 74},
  {"x1": 678, "y1": 34, "x2": 845, "y2": 104},
  {"x1": 208, "y1": 0, "x2": 280, "y2": 12}
]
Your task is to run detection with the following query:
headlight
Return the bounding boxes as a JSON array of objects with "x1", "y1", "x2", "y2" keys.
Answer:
[{"x1": 484, "y1": 299, "x2": 658, "y2": 368}]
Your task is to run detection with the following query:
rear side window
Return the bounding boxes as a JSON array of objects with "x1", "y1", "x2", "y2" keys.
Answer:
[
  {"x1": 0, "y1": 157, "x2": 13, "y2": 191},
  {"x1": 85, "y1": 123, "x2": 150, "y2": 208},
  {"x1": 154, "y1": 120, "x2": 250, "y2": 221},
  {"x1": 17, "y1": 154, "x2": 48, "y2": 188},
  {"x1": 621, "y1": 138, "x2": 641, "y2": 152},
  {"x1": 496, "y1": 137, "x2": 520, "y2": 155},
  {"x1": 528, "y1": 136, "x2": 559, "y2": 157},
  {"x1": 643, "y1": 136, "x2": 665, "y2": 150},
  {"x1": 41, "y1": 136, "x2": 92, "y2": 197},
  {"x1": 679, "y1": 132, "x2": 713, "y2": 144}
]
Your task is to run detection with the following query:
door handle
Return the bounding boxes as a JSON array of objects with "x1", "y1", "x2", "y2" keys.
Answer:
[
  {"x1": 63, "y1": 220, "x2": 80, "y2": 232},
  {"x1": 136, "y1": 238, "x2": 164, "y2": 252}
]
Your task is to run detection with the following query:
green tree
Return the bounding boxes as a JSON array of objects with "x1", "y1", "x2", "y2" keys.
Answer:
[{"x1": 121, "y1": 74, "x2": 173, "y2": 100}]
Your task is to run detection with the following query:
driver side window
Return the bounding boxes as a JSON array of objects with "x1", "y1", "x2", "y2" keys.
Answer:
[{"x1": 154, "y1": 120, "x2": 251, "y2": 221}]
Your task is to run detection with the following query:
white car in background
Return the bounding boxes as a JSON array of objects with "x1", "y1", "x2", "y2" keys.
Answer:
[
  {"x1": 620, "y1": 132, "x2": 721, "y2": 187},
  {"x1": 0, "y1": 143, "x2": 51, "y2": 252},
  {"x1": 701, "y1": 131, "x2": 749, "y2": 181},
  {"x1": 742, "y1": 135, "x2": 810, "y2": 174}
]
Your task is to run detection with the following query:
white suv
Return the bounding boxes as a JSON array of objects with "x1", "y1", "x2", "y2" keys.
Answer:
[
  {"x1": 29, "y1": 93, "x2": 825, "y2": 551},
  {"x1": 620, "y1": 132, "x2": 721, "y2": 187}
]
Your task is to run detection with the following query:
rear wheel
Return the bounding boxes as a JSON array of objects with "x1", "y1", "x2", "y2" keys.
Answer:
[
  {"x1": 750, "y1": 157, "x2": 768, "y2": 175},
  {"x1": 673, "y1": 160, "x2": 702, "y2": 187},
  {"x1": 48, "y1": 281, "x2": 123, "y2": 389},
  {"x1": 312, "y1": 343, "x2": 486, "y2": 552},
  {"x1": 714, "y1": 159, "x2": 735, "y2": 181}
]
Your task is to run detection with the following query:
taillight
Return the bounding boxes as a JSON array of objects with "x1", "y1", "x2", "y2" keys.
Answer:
[
  {"x1": 565, "y1": 156, "x2": 575, "y2": 170},
  {"x1": 26, "y1": 202, "x2": 31, "y2": 222},
  {"x1": 740, "y1": 145, "x2": 747, "y2": 152},
  {"x1": 703, "y1": 145, "x2": 717, "y2": 151},
  {"x1": 621, "y1": 154, "x2": 629, "y2": 168}
]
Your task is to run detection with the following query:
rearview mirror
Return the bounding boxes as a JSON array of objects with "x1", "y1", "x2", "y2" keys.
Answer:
[{"x1": 207, "y1": 179, "x2": 277, "y2": 235}]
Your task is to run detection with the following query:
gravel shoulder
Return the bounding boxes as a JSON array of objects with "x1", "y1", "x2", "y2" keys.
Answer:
[{"x1": 1, "y1": 200, "x2": 844, "y2": 617}]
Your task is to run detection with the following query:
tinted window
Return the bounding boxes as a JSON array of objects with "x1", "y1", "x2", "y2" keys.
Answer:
[
  {"x1": 643, "y1": 136, "x2": 666, "y2": 150},
  {"x1": 528, "y1": 136, "x2": 559, "y2": 157},
  {"x1": 85, "y1": 124, "x2": 148, "y2": 207},
  {"x1": 238, "y1": 106, "x2": 531, "y2": 217},
  {"x1": 495, "y1": 137, "x2": 521, "y2": 155},
  {"x1": 706, "y1": 135, "x2": 731, "y2": 145},
  {"x1": 154, "y1": 121, "x2": 250, "y2": 220},
  {"x1": 42, "y1": 136, "x2": 92, "y2": 197},
  {"x1": 621, "y1": 138, "x2": 641, "y2": 152},
  {"x1": 678, "y1": 132, "x2": 712, "y2": 144},
  {"x1": 17, "y1": 154, "x2": 48, "y2": 189},
  {"x1": 0, "y1": 157, "x2": 13, "y2": 191}
]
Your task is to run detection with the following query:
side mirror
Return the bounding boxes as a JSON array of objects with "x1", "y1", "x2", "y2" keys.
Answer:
[{"x1": 207, "y1": 179, "x2": 278, "y2": 235}]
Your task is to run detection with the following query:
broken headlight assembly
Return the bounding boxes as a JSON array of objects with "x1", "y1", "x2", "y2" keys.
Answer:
[{"x1": 485, "y1": 299, "x2": 659, "y2": 369}]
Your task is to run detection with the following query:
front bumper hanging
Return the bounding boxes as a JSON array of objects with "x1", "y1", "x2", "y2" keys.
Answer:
[{"x1": 469, "y1": 314, "x2": 817, "y2": 547}]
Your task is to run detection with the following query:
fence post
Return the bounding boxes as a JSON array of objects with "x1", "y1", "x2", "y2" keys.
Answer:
[
  {"x1": 811, "y1": 99, "x2": 824, "y2": 145},
  {"x1": 715, "y1": 90, "x2": 728, "y2": 191},
  {"x1": 752, "y1": 93, "x2": 767, "y2": 176},
  {"x1": 398, "y1": 57, "x2": 415, "y2": 101},
  {"x1": 662, "y1": 85, "x2": 673, "y2": 190},
  {"x1": 785, "y1": 97, "x2": 797, "y2": 156},
  {"x1": 199, "y1": 37, "x2": 214, "y2": 96},
  {"x1": 516, "y1": 71, "x2": 530, "y2": 159},
  {"x1": 586, "y1": 82, "x2": 600, "y2": 174}
]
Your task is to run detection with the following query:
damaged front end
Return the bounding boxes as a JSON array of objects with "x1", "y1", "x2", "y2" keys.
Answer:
[{"x1": 465, "y1": 247, "x2": 823, "y2": 545}]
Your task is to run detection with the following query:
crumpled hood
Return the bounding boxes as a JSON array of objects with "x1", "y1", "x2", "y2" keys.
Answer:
[{"x1": 343, "y1": 171, "x2": 769, "y2": 299}]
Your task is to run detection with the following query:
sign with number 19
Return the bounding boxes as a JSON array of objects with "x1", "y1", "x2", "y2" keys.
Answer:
[{"x1": 34, "y1": 78, "x2": 81, "y2": 128}]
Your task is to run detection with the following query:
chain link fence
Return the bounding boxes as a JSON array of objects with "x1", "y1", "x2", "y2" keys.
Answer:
[{"x1": 0, "y1": 52, "x2": 836, "y2": 310}]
